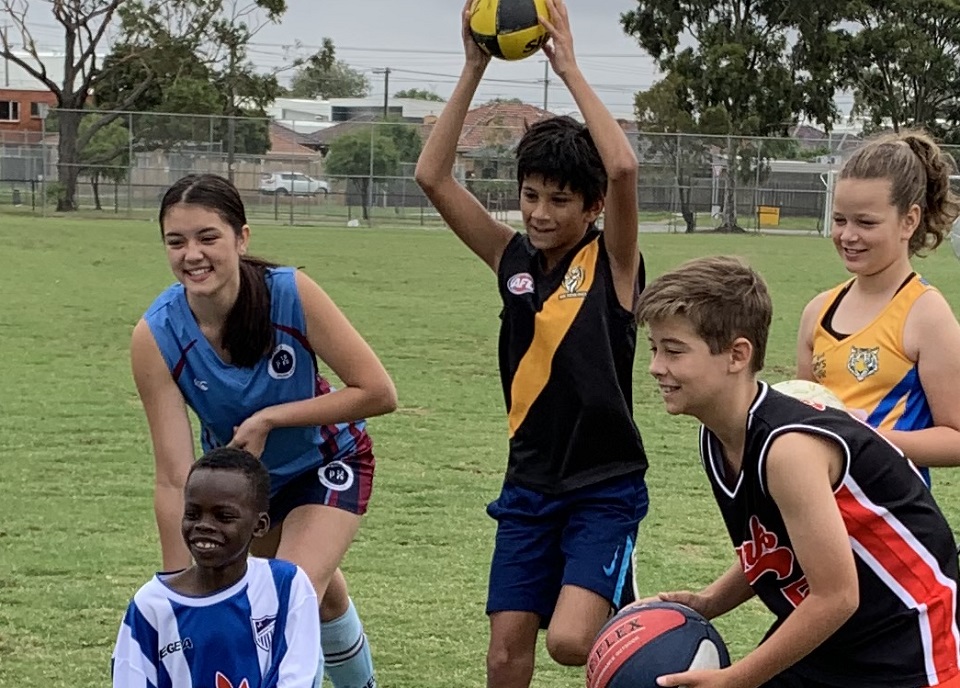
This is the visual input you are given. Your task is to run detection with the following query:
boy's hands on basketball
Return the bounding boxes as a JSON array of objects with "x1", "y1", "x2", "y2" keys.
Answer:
[
  {"x1": 540, "y1": 0, "x2": 578, "y2": 79},
  {"x1": 461, "y1": 0, "x2": 490, "y2": 69},
  {"x1": 656, "y1": 667, "x2": 741, "y2": 688},
  {"x1": 637, "y1": 590, "x2": 717, "y2": 620}
]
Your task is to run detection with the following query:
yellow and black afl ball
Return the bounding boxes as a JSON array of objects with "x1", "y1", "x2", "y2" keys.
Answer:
[{"x1": 469, "y1": 0, "x2": 550, "y2": 61}]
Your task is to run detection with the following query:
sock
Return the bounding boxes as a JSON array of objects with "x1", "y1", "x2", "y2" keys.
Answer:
[{"x1": 318, "y1": 598, "x2": 376, "y2": 688}]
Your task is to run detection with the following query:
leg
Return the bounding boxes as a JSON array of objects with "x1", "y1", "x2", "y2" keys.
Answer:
[
  {"x1": 265, "y1": 446, "x2": 377, "y2": 688},
  {"x1": 547, "y1": 472, "x2": 649, "y2": 666},
  {"x1": 487, "y1": 612, "x2": 540, "y2": 688},
  {"x1": 277, "y1": 505, "x2": 372, "y2": 688},
  {"x1": 485, "y1": 482, "x2": 565, "y2": 688},
  {"x1": 546, "y1": 586, "x2": 613, "y2": 666}
]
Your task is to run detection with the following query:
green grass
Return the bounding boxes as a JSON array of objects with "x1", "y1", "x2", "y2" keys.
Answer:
[{"x1": 2, "y1": 216, "x2": 960, "y2": 687}]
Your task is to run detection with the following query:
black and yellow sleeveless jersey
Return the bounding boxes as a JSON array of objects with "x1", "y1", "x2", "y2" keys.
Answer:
[{"x1": 496, "y1": 228, "x2": 648, "y2": 493}]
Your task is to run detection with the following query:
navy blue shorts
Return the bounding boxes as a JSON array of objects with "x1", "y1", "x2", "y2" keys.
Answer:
[
  {"x1": 267, "y1": 438, "x2": 375, "y2": 526},
  {"x1": 485, "y1": 471, "x2": 649, "y2": 627}
]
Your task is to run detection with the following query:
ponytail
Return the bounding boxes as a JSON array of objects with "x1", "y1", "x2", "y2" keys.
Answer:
[
  {"x1": 901, "y1": 133, "x2": 960, "y2": 255},
  {"x1": 222, "y1": 255, "x2": 280, "y2": 367}
]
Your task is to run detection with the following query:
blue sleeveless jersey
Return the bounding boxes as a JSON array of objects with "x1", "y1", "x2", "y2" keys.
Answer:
[
  {"x1": 144, "y1": 267, "x2": 367, "y2": 494},
  {"x1": 112, "y1": 557, "x2": 320, "y2": 688}
]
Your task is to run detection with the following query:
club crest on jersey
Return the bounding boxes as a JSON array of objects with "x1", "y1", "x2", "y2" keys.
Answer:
[
  {"x1": 507, "y1": 272, "x2": 534, "y2": 295},
  {"x1": 847, "y1": 345, "x2": 879, "y2": 382},
  {"x1": 318, "y1": 460, "x2": 354, "y2": 492},
  {"x1": 811, "y1": 353, "x2": 826, "y2": 382},
  {"x1": 251, "y1": 615, "x2": 276, "y2": 652},
  {"x1": 736, "y1": 515, "x2": 796, "y2": 584},
  {"x1": 559, "y1": 265, "x2": 588, "y2": 300},
  {"x1": 215, "y1": 672, "x2": 250, "y2": 688},
  {"x1": 268, "y1": 343, "x2": 296, "y2": 380}
]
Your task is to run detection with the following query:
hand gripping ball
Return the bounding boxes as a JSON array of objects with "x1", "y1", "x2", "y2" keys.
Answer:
[{"x1": 469, "y1": 0, "x2": 551, "y2": 61}]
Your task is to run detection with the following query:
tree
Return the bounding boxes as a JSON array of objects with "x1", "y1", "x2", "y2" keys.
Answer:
[
  {"x1": 288, "y1": 38, "x2": 369, "y2": 99},
  {"x1": 98, "y1": 31, "x2": 275, "y2": 160},
  {"x1": 323, "y1": 119, "x2": 423, "y2": 221},
  {"x1": 77, "y1": 118, "x2": 131, "y2": 210},
  {"x1": 634, "y1": 73, "x2": 726, "y2": 233},
  {"x1": 840, "y1": 1, "x2": 960, "y2": 140},
  {"x1": 621, "y1": 0, "x2": 843, "y2": 231},
  {"x1": 0, "y1": 0, "x2": 285, "y2": 210},
  {"x1": 394, "y1": 89, "x2": 445, "y2": 102}
]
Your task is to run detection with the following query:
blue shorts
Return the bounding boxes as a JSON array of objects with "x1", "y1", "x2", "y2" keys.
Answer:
[
  {"x1": 485, "y1": 471, "x2": 649, "y2": 627},
  {"x1": 267, "y1": 437, "x2": 375, "y2": 526}
]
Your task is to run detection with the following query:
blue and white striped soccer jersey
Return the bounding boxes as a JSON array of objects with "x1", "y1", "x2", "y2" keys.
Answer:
[{"x1": 111, "y1": 557, "x2": 320, "y2": 688}]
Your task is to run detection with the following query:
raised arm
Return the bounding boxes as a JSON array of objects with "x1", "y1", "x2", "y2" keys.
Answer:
[
  {"x1": 414, "y1": 0, "x2": 515, "y2": 272},
  {"x1": 540, "y1": 0, "x2": 639, "y2": 305},
  {"x1": 130, "y1": 319, "x2": 195, "y2": 571}
]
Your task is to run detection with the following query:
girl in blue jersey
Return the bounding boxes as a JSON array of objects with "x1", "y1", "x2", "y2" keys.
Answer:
[
  {"x1": 112, "y1": 447, "x2": 321, "y2": 688},
  {"x1": 131, "y1": 173, "x2": 397, "y2": 688}
]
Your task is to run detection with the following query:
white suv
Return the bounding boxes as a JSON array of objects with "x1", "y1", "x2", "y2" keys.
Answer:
[{"x1": 259, "y1": 172, "x2": 329, "y2": 196}]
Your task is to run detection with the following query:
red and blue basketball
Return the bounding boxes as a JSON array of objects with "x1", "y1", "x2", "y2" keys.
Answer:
[{"x1": 586, "y1": 601, "x2": 730, "y2": 688}]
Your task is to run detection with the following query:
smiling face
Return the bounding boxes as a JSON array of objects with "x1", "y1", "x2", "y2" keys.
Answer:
[
  {"x1": 831, "y1": 177, "x2": 919, "y2": 277},
  {"x1": 181, "y1": 468, "x2": 268, "y2": 572},
  {"x1": 645, "y1": 315, "x2": 755, "y2": 425},
  {"x1": 161, "y1": 203, "x2": 249, "y2": 299},
  {"x1": 520, "y1": 174, "x2": 602, "y2": 266},
  {"x1": 646, "y1": 316, "x2": 732, "y2": 418}
]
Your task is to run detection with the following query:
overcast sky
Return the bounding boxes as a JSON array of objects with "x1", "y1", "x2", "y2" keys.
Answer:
[
  {"x1": 12, "y1": 0, "x2": 660, "y2": 117},
  {"x1": 242, "y1": 0, "x2": 660, "y2": 117}
]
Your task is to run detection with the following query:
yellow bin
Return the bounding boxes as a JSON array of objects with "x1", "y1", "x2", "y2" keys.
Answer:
[{"x1": 758, "y1": 205, "x2": 780, "y2": 227}]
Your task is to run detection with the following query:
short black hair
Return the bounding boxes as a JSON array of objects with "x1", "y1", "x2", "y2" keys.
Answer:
[
  {"x1": 187, "y1": 447, "x2": 270, "y2": 513},
  {"x1": 515, "y1": 116, "x2": 607, "y2": 209}
]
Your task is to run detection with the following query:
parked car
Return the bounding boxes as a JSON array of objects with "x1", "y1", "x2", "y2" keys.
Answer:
[{"x1": 259, "y1": 172, "x2": 329, "y2": 196}]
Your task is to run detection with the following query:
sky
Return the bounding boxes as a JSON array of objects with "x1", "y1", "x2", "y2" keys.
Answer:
[
  {"x1": 222, "y1": 0, "x2": 660, "y2": 118},
  {"x1": 11, "y1": 0, "x2": 659, "y2": 117},
  {"x1": 9, "y1": 0, "x2": 863, "y2": 122}
]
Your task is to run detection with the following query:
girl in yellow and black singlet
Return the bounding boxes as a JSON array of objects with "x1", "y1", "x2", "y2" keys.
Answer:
[{"x1": 797, "y1": 130, "x2": 960, "y2": 480}]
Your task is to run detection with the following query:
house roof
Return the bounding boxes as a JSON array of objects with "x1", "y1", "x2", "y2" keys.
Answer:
[
  {"x1": 301, "y1": 114, "x2": 378, "y2": 145},
  {"x1": 268, "y1": 121, "x2": 317, "y2": 157},
  {"x1": 455, "y1": 101, "x2": 556, "y2": 152}
]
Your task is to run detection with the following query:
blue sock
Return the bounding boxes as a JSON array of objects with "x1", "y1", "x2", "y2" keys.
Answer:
[{"x1": 318, "y1": 598, "x2": 376, "y2": 688}]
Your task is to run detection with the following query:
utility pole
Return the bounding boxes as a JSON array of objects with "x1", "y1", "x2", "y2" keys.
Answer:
[
  {"x1": 373, "y1": 67, "x2": 391, "y2": 119},
  {"x1": 541, "y1": 59, "x2": 549, "y2": 111}
]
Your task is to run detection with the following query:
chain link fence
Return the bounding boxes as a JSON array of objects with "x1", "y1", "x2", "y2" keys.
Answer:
[{"x1": 1, "y1": 108, "x2": 933, "y2": 232}]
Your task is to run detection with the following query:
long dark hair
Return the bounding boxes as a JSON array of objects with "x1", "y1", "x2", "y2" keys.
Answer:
[{"x1": 159, "y1": 174, "x2": 278, "y2": 367}]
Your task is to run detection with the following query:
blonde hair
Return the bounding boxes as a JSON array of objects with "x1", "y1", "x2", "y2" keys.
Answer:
[
  {"x1": 839, "y1": 130, "x2": 960, "y2": 256},
  {"x1": 636, "y1": 256, "x2": 772, "y2": 373}
]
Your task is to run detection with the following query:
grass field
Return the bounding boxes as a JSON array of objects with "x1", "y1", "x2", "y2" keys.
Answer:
[{"x1": 2, "y1": 214, "x2": 960, "y2": 687}]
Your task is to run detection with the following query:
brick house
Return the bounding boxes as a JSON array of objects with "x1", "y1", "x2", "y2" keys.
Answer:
[{"x1": 0, "y1": 88, "x2": 57, "y2": 143}]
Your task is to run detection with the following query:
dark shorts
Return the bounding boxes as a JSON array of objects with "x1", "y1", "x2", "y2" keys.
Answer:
[
  {"x1": 485, "y1": 471, "x2": 649, "y2": 627},
  {"x1": 267, "y1": 440, "x2": 375, "y2": 526}
]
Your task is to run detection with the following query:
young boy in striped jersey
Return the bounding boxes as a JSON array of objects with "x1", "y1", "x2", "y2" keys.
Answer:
[{"x1": 111, "y1": 448, "x2": 320, "y2": 688}]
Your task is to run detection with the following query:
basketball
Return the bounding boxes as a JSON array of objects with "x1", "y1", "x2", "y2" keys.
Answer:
[
  {"x1": 469, "y1": 0, "x2": 550, "y2": 61},
  {"x1": 586, "y1": 601, "x2": 730, "y2": 688},
  {"x1": 771, "y1": 379, "x2": 846, "y2": 410}
]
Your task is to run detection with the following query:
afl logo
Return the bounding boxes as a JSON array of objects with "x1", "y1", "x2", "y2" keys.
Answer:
[
  {"x1": 268, "y1": 344, "x2": 296, "y2": 380},
  {"x1": 318, "y1": 461, "x2": 354, "y2": 492},
  {"x1": 507, "y1": 272, "x2": 534, "y2": 295}
]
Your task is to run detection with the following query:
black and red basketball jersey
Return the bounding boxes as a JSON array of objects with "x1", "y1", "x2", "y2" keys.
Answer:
[
  {"x1": 496, "y1": 228, "x2": 647, "y2": 494},
  {"x1": 701, "y1": 382, "x2": 960, "y2": 687}
]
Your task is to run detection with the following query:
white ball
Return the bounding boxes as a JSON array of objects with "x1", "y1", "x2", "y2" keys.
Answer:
[{"x1": 771, "y1": 379, "x2": 846, "y2": 410}]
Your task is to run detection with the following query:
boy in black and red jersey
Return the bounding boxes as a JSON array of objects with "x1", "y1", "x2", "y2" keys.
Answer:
[{"x1": 637, "y1": 255, "x2": 960, "y2": 688}]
